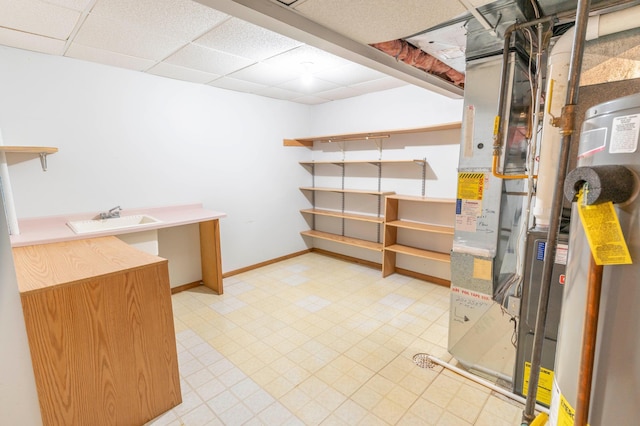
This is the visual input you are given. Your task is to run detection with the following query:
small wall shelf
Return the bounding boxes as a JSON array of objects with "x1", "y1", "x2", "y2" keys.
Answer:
[
  {"x1": 0, "y1": 146, "x2": 59, "y2": 171},
  {"x1": 300, "y1": 187, "x2": 395, "y2": 196},
  {"x1": 300, "y1": 159, "x2": 426, "y2": 166},
  {"x1": 300, "y1": 208, "x2": 384, "y2": 224},
  {"x1": 285, "y1": 122, "x2": 461, "y2": 147},
  {"x1": 301, "y1": 230, "x2": 383, "y2": 251},
  {"x1": 384, "y1": 244, "x2": 452, "y2": 262}
]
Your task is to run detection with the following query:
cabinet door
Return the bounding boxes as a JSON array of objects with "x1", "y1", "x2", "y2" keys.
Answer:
[{"x1": 21, "y1": 262, "x2": 181, "y2": 426}]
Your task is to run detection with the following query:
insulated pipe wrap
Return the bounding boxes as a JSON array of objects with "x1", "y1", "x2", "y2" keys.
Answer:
[{"x1": 564, "y1": 165, "x2": 635, "y2": 205}]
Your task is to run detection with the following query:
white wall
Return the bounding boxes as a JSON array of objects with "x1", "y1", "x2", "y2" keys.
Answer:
[
  {"x1": 0, "y1": 45, "x2": 463, "y2": 274},
  {"x1": 309, "y1": 84, "x2": 463, "y2": 135},
  {"x1": 0, "y1": 195, "x2": 42, "y2": 425},
  {"x1": 0, "y1": 46, "x2": 311, "y2": 272}
]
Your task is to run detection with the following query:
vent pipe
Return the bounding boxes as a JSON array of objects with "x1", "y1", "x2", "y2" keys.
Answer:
[{"x1": 533, "y1": 4, "x2": 640, "y2": 227}]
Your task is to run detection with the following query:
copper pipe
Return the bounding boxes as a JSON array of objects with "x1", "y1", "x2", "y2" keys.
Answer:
[{"x1": 575, "y1": 255, "x2": 604, "y2": 426}]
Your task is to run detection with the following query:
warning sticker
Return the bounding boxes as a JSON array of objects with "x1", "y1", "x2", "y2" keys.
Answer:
[
  {"x1": 577, "y1": 189, "x2": 632, "y2": 265},
  {"x1": 457, "y1": 172, "x2": 485, "y2": 200},
  {"x1": 523, "y1": 362, "x2": 554, "y2": 406},
  {"x1": 610, "y1": 113, "x2": 640, "y2": 154}
]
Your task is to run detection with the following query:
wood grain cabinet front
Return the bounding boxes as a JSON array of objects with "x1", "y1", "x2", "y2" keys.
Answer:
[{"x1": 13, "y1": 236, "x2": 181, "y2": 426}]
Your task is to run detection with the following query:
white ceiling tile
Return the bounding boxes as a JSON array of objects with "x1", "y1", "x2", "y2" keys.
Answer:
[
  {"x1": 208, "y1": 77, "x2": 268, "y2": 93},
  {"x1": 227, "y1": 62, "x2": 299, "y2": 86},
  {"x1": 312, "y1": 63, "x2": 388, "y2": 86},
  {"x1": 74, "y1": 13, "x2": 186, "y2": 60},
  {"x1": 146, "y1": 62, "x2": 219, "y2": 83},
  {"x1": 0, "y1": 0, "x2": 82, "y2": 40},
  {"x1": 47, "y1": 0, "x2": 94, "y2": 11},
  {"x1": 252, "y1": 86, "x2": 301, "y2": 101},
  {"x1": 349, "y1": 76, "x2": 408, "y2": 94},
  {"x1": 164, "y1": 44, "x2": 254, "y2": 75},
  {"x1": 277, "y1": 77, "x2": 339, "y2": 94},
  {"x1": 195, "y1": 18, "x2": 302, "y2": 61},
  {"x1": 263, "y1": 45, "x2": 351, "y2": 74},
  {"x1": 293, "y1": 0, "x2": 465, "y2": 44},
  {"x1": 66, "y1": 42, "x2": 156, "y2": 70},
  {"x1": 89, "y1": 0, "x2": 229, "y2": 42},
  {"x1": 315, "y1": 86, "x2": 361, "y2": 101},
  {"x1": 0, "y1": 27, "x2": 66, "y2": 55},
  {"x1": 292, "y1": 95, "x2": 331, "y2": 105}
]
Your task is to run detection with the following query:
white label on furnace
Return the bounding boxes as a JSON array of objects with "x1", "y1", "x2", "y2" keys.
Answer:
[
  {"x1": 610, "y1": 113, "x2": 640, "y2": 154},
  {"x1": 555, "y1": 243, "x2": 568, "y2": 265}
]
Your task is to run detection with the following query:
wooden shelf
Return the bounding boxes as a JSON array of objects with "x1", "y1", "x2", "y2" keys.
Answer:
[
  {"x1": 385, "y1": 194, "x2": 456, "y2": 204},
  {"x1": 0, "y1": 146, "x2": 58, "y2": 154},
  {"x1": 301, "y1": 208, "x2": 384, "y2": 224},
  {"x1": 385, "y1": 244, "x2": 450, "y2": 263},
  {"x1": 386, "y1": 219, "x2": 454, "y2": 235},
  {"x1": 285, "y1": 122, "x2": 462, "y2": 146},
  {"x1": 299, "y1": 159, "x2": 426, "y2": 166},
  {"x1": 300, "y1": 187, "x2": 395, "y2": 196},
  {"x1": 301, "y1": 230, "x2": 383, "y2": 251}
]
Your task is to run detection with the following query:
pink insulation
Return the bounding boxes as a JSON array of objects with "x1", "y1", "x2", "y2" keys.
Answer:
[{"x1": 371, "y1": 40, "x2": 465, "y2": 87}]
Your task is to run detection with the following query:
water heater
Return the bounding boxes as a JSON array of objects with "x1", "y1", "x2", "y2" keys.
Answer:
[{"x1": 549, "y1": 93, "x2": 640, "y2": 425}]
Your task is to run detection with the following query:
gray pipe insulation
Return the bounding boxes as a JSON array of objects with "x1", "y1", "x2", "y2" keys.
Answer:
[{"x1": 564, "y1": 165, "x2": 637, "y2": 205}]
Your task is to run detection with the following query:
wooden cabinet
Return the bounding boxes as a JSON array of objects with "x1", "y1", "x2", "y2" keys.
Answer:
[
  {"x1": 13, "y1": 237, "x2": 181, "y2": 426},
  {"x1": 383, "y1": 195, "x2": 455, "y2": 286}
]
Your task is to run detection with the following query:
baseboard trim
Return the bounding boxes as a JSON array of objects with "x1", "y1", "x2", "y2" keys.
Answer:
[
  {"x1": 222, "y1": 249, "x2": 312, "y2": 278},
  {"x1": 394, "y1": 267, "x2": 451, "y2": 287},
  {"x1": 310, "y1": 248, "x2": 382, "y2": 271},
  {"x1": 170, "y1": 249, "x2": 450, "y2": 294},
  {"x1": 171, "y1": 280, "x2": 203, "y2": 294}
]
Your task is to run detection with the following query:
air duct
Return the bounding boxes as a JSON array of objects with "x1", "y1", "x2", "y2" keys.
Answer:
[{"x1": 370, "y1": 40, "x2": 466, "y2": 86}]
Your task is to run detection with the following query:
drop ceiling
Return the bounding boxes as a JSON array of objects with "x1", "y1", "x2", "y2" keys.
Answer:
[
  {"x1": 0, "y1": 0, "x2": 451, "y2": 105},
  {"x1": 1, "y1": 0, "x2": 628, "y2": 105}
]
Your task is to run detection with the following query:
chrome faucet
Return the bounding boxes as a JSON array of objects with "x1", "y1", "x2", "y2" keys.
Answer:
[{"x1": 99, "y1": 206, "x2": 122, "y2": 219}]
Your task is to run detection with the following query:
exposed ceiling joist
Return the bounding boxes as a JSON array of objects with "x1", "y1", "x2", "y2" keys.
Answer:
[{"x1": 195, "y1": 0, "x2": 464, "y2": 98}]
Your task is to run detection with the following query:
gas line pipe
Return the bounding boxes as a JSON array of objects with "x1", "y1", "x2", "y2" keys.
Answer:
[{"x1": 522, "y1": 0, "x2": 591, "y2": 422}]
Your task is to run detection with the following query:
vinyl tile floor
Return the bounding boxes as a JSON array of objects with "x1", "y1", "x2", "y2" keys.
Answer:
[{"x1": 147, "y1": 252, "x2": 526, "y2": 426}]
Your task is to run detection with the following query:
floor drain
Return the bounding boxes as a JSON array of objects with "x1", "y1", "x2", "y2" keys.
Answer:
[{"x1": 413, "y1": 353, "x2": 436, "y2": 369}]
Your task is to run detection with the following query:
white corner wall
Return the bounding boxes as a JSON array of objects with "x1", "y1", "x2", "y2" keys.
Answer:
[
  {"x1": 0, "y1": 195, "x2": 42, "y2": 425},
  {"x1": 0, "y1": 46, "x2": 311, "y2": 272},
  {"x1": 0, "y1": 45, "x2": 463, "y2": 274}
]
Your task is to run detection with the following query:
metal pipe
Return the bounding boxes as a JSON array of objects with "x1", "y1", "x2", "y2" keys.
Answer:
[
  {"x1": 493, "y1": 15, "x2": 555, "y2": 179},
  {"x1": 425, "y1": 355, "x2": 550, "y2": 414},
  {"x1": 522, "y1": 0, "x2": 592, "y2": 423},
  {"x1": 574, "y1": 255, "x2": 603, "y2": 426},
  {"x1": 493, "y1": 15, "x2": 556, "y2": 154}
]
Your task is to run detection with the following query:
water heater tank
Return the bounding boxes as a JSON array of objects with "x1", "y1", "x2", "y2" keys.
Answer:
[{"x1": 549, "y1": 93, "x2": 640, "y2": 425}]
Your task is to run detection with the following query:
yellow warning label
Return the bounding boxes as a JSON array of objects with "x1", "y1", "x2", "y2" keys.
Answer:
[
  {"x1": 557, "y1": 392, "x2": 576, "y2": 426},
  {"x1": 457, "y1": 173, "x2": 485, "y2": 200},
  {"x1": 493, "y1": 116, "x2": 500, "y2": 136},
  {"x1": 577, "y1": 189, "x2": 632, "y2": 265},
  {"x1": 523, "y1": 362, "x2": 554, "y2": 406}
]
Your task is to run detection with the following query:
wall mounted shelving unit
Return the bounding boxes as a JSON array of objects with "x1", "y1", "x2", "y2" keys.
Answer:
[{"x1": 291, "y1": 122, "x2": 461, "y2": 286}]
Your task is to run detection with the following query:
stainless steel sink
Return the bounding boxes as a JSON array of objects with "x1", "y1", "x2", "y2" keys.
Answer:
[{"x1": 67, "y1": 214, "x2": 162, "y2": 234}]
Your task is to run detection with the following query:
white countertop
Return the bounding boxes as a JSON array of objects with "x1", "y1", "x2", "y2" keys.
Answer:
[{"x1": 10, "y1": 204, "x2": 226, "y2": 247}]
